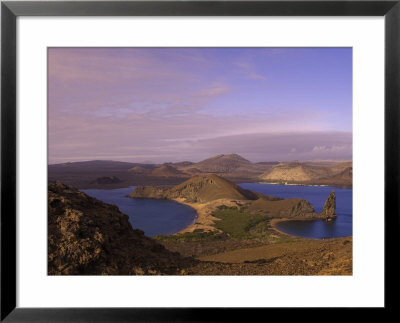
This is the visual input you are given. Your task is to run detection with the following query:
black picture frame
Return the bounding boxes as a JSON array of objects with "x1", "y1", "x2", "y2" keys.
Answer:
[{"x1": 1, "y1": 0, "x2": 399, "y2": 321}]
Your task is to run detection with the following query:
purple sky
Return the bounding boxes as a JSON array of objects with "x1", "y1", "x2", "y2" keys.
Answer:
[{"x1": 48, "y1": 48, "x2": 352, "y2": 164}]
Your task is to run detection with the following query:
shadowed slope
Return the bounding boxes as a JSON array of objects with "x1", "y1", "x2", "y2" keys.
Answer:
[
  {"x1": 149, "y1": 165, "x2": 186, "y2": 177},
  {"x1": 48, "y1": 182, "x2": 194, "y2": 275},
  {"x1": 185, "y1": 154, "x2": 252, "y2": 173},
  {"x1": 130, "y1": 174, "x2": 259, "y2": 203}
]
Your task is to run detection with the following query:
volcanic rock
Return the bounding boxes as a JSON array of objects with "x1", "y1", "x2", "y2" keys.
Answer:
[
  {"x1": 48, "y1": 182, "x2": 194, "y2": 275},
  {"x1": 319, "y1": 190, "x2": 337, "y2": 221},
  {"x1": 129, "y1": 174, "x2": 259, "y2": 203}
]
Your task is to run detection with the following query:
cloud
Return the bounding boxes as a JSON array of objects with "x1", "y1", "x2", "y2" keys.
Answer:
[
  {"x1": 185, "y1": 132, "x2": 352, "y2": 162},
  {"x1": 247, "y1": 73, "x2": 267, "y2": 81},
  {"x1": 49, "y1": 118, "x2": 352, "y2": 163},
  {"x1": 234, "y1": 59, "x2": 267, "y2": 81},
  {"x1": 48, "y1": 48, "x2": 352, "y2": 164},
  {"x1": 194, "y1": 85, "x2": 230, "y2": 98}
]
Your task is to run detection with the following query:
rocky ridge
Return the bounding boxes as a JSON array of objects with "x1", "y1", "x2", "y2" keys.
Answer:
[
  {"x1": 129, "y1": 174, "x2": 260, "y2": 203},
  {"x1": 48, "y1": 182, "x2": 194, "y2": 275}
]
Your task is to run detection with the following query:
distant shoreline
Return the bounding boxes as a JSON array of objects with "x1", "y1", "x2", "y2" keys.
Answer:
[
  {"x1": 257, "y1": 182, "x2": 329, "y2": 187},
  {"x1": 73, "y1": 181, "x2": 352, "y2": 191},
  {"x1": 255, "y1": 181, "x2": 352, "y2": 189}
]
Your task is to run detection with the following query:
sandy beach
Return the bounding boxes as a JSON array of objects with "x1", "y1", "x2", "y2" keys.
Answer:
[{"x1": 173, "y1": 198, "x2": 246, "y2": 234}]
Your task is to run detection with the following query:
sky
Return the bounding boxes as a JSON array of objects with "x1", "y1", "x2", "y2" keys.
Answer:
[{"x1": 48, "y1": 47, "x2": 352, "y2": 164}]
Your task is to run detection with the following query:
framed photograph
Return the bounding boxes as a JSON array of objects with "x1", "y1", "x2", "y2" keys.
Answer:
[{"x1": 1, "y1": 0, "x2": 398, "y2": 320}]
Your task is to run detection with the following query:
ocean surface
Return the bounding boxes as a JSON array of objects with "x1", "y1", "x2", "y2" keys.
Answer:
[
  {"x1": 81, "y1": 186, "x2": 197, "y2": 237},
  {"x1": 82, "y1": 183, "x2": 352, "y2": 239},
  {"x1": 238, "y1": 183, "x2": 352, "y2": 239}
]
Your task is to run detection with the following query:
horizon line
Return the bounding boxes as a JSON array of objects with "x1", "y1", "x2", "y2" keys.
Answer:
[{"x1": 48, "y1": 155, "x2": 353, "y2": 166}]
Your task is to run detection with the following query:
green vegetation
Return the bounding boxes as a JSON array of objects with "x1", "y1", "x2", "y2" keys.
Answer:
[
  {"x1": 212, "y1": 207, "x2": 271, "y2": 239},
  {"x1": 154, "y1": 230, "x2": 223, "y2": 242},
  {"x1": 156, "y1": 205, "x2": 298, "y2": 242}
]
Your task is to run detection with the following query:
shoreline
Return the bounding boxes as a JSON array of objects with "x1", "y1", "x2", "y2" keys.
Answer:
[
  {"x1": 270, "y1": 217, "x2": 319, "y2": 238},
  {"x1": 172, "y1": 198, "x2": 218, "y2": 234},
  {"x1": 82, "y1": 186, "x2": 350, "y2": 240},
  {"x1": 172, "y1": 198, "x2": 246, "y2": 234},
  {"x1": 257, "y1": 182, "x2": 328, "y2": 187},
  {"x1": 255, "y1": 181, "x2": 352, "y2": 189},
  {"x1": 75, "y1": 180, "x2": 352, "y2": 191},
  {"x1": 270, "y1": 217, "x2": 353, "y2": 240}
]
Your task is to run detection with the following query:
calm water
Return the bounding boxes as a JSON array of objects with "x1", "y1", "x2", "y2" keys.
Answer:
[
  {"x1": 238, "y1": 183, "x2": 352, "y2": 239},
  {"x1": 82, "y1": 183, "x2": 352, "y2": 239},
  {"x1": 81, "y1": 186, "x2": 197, "y2": 237}
]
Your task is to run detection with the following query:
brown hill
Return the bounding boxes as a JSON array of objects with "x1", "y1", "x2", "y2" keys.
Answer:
[
  {"x1": 314, "y1": 167, "x2": 352, "y2": 187},
  {"x1": 260, "y1": 161, "x2": 352, "y2": 187},
  {"x1": 48, "y1": 160, "x2": 157, "y2": 188},
  {"x1": 90, "y1": 176, "x2": 121, "y2": 184},
  {"x1": 170, "y1": 161, "x2": 194, "y2": 167},
  {"x1": 48, "y1": 182, "x2": 193, "y2": 275},
  {"x1": 185, "y1": 167, "x2": 203, "y2": 174},
  {"x1": 130, "y1": 174, "x2": 259, "y2": 203},
  {"x1": 248, "y1": 197, "x2": 316, "y2": 218},
  {"x1": 185, "y1": 154, "x2": 252, "y2": 173},
  {"x1": 149, "y1": 165, "x2": 186, "y2": 177},
  {"x1": 261, "y1": 162, "x2": 313, "y2": 182},
  {"x1": 128, "y1": 166, "x2": 149, "y2": 174}
]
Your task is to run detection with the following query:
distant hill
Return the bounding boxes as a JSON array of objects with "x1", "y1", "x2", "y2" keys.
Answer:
[
  {"x1": 261, "y1": 162, "x2": 314, "y2": 182},
  {"x1": 48, "y1": 160, "x2": 160, "y2": 188},
  {"x1": 184, "y1": 167, "x2": 203, "y2": 174},
  {"x1": 149, "y1": 165, "x2": 186, "y2": 177},
  {"x1": 184, "y1": 154, "x2": 252, "y2": 173},
  {"x1": 49, "y1": 160, "x2": 139, "y2": 171},
  {"x1": 260, "y1": 161, "x2": 352, "y2": 187},
  {"x1": 90, "y1": 176, "x2": 121, "y2": 185},
  {"x1": 169, "y1": 161, "x2": 194, "y2": 167},
  {"x1": 128, "y1": 166, "x2": 149, "y2": 174},
  {"x1": 48, "y1": 157, "x2": 352, "y2": 189},
  {"x1": 130, "y1": 174, "x2": 259, "y2": 203}
]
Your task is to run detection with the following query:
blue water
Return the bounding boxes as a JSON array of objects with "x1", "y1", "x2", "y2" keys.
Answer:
[
  {"x1": 238, "y1": 183, "x2": 352, "y2": 239},
  {"x1": 82, "y1": 183, "x2": 352, "y2": 240},
  {"x1": 81, "y1": 186, "x2": 197, "y2": 237}
]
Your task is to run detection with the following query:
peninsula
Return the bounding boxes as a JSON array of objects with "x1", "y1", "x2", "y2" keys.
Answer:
[{"x1": 129, "y1": 174, "x2": 337, "y2": 234}]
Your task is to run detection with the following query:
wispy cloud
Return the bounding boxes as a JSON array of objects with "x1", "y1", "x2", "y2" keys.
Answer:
[
  {"x1": 48, "y1": 48, "x2": 352, "y2": 163},
  {"x1": 194, "y1": 85, "x2": 230, "y2": 98},
  {"x1": 234, "y1": 59, "x2": 267, "y2": 82},
  {"x1": 247, "y1": 73, "x2": 267, "y2": 81}
]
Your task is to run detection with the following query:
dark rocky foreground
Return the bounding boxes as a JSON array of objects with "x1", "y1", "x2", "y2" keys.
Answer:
[{"x1": 48, "y1": 182, "x2": 194, "y2": 275}]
